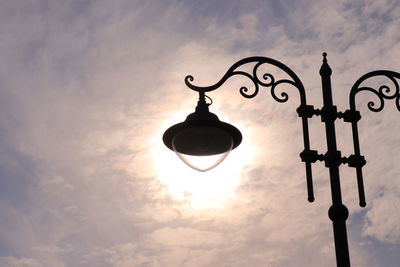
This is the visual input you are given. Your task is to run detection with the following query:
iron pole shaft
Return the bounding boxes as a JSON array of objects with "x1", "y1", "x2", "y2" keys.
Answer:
[{"x1": 320, "y1": 54, "x2": 351, "y2": 267}]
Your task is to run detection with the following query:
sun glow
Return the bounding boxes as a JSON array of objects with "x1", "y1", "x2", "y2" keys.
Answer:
[{"x1": 153, "y1": 110, "x2": 255, "y2": 210}]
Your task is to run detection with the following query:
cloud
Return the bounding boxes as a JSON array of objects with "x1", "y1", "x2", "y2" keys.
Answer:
[
  {"x1": 363, "y1": 190, "x2": 400, "y2": 243},
  {"x1": 0, "y1": 0, "x2": 399, "y2": 266},
  {"x1": 0, "y1": 257, "x2": 41, "y2": 267}
]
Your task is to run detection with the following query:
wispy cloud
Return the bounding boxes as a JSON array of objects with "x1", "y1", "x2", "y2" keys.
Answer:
[{"x1": 0, "y1": 0, "x2": 399, "y2": 266}]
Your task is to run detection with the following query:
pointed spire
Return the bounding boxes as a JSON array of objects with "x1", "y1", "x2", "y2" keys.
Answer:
[{"x1": 320, "y1": 52, "x2": 332, "y2": 76}]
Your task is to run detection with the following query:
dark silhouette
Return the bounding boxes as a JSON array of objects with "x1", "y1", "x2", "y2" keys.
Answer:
[{"x1": 163, "y1": 53, "x2": 400, "y2": 267}]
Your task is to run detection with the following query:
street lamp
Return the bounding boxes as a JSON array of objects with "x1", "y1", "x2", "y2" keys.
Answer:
[
  {"x1": 163, "y1": 91, "x2": 242, "y2": 171},
  {"x1": 162, "y1": 53, "x2": 400, "y2": 267}
]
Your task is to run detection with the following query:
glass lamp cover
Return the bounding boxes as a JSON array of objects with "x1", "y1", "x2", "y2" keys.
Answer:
[
  {"x1": 172, "y1": 126, "x2": 234, "y2": 171},
  {"x1": 174, "y1": 149, "x2": 232, "y2": 172}
]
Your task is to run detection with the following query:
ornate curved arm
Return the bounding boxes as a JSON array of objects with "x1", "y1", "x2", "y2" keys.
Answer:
[
  {"x1": 348, "y1": 71, "x2": 400, "y2": 207},
  {"x1": 350, "y1": 71, "x2": 400, "y2": 112},
  {"x1": 184, "y1": 56, "x2": 315, "y2": 202},
  {"x1": 185, "y1": 56, "x2": 307, "y2": 104}
]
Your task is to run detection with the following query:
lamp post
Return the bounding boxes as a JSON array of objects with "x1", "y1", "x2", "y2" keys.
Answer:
[{"x1": 162, "y1": 53, "x2": 400, "y2": 267}]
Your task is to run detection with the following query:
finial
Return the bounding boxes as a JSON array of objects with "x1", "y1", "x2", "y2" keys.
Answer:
[
  {"x1": 319, "y1": 52, "x2": 332, "y2": 76},
  {"x1": 322, "y1": 52, "x2": 328, "y2": 63}
]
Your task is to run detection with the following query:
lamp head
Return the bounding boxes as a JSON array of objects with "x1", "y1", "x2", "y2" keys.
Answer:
[{"x1": 163, "y1": 93, "x2": 242, "y2": 171}]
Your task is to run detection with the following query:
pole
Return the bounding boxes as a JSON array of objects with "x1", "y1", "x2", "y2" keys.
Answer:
[{"x1": 320, "y1": 53, "x2": 351, "y2": 267}]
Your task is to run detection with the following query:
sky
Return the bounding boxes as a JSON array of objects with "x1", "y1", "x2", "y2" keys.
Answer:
[{"x1": 0, "y1": 0, "x2": 399, "y2": 266}]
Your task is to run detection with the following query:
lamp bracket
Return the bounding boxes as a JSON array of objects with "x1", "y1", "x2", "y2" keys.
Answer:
[
  {"x1": 300, "y1": 149, "x2": 366, "y2": 168},
  {"x1": 342, "y1": 155, "x2": 367, "y2": 168},
  {"x1": 296, "y1": 104, "x2": 321, "y2": 118},
  {"x1": 338, "y1": 109, "x2": 361, "y2": 123}
]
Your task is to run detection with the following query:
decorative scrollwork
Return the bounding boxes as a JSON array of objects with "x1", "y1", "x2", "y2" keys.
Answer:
[
  {"x1": 184, "y1": 56, "x2": 315, "y2": 203},
  {"x1": 184, "y1": 56, "x2": 307, "y2": 105},
  {"x1": 349, "y1": 71, "x2": 400, "y2": 112},
  {"x1": 271, "y1": 80, "x2": 296, "y2": 103},
  {"x1": 348, "y1": 70, "x2": 400, "y2": 207}
]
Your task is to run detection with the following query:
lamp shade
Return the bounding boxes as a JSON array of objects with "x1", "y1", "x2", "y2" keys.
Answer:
[{"x1": 163, "y1": 109, "x2": 242, "y2": 171}]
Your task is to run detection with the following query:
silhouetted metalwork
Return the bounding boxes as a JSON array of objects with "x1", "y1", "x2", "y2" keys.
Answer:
[
  {"x1": 185, "y1": 56, "x2": 315, "y2": 202},
  {"x1": 163, "y1": 91, "x2": 242, "y2": 171},
  {"x1": 348, "y1": 70, "x2": 400, "y2": 208},
  {"x1": 163, "y1": 53, "x2": 400, "y2": 267}
]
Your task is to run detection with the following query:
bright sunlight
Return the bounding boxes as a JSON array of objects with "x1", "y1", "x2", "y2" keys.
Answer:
[{"x1": 153, "y1": 110, "x2": 256, "y2": 210}]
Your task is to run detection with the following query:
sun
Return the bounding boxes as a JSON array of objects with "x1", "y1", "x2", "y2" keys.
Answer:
[{"x1": 152, "y1": 110, "x2": 256, "y2": 210}]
